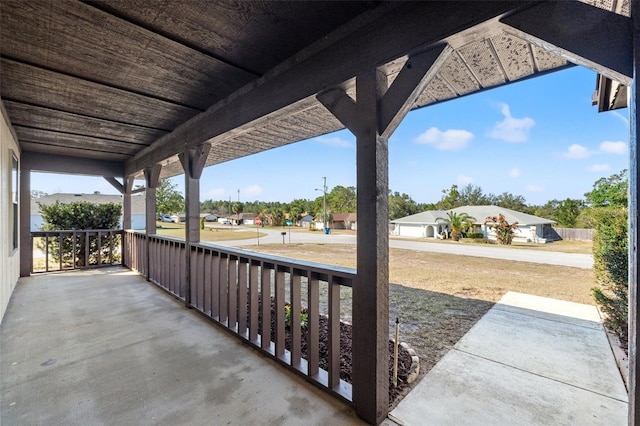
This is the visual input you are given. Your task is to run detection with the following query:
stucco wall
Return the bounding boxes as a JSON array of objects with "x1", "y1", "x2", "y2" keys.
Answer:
[{"x1": 1, "y1": 106, "x2": 20, "y2": 323}]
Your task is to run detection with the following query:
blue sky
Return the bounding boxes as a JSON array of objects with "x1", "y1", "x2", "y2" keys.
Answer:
[{"x1": 32, "y1": 65, "x2": 629, "y2": 207}]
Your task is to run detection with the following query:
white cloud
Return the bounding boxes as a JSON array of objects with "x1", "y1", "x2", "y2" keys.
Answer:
[
  {"x1": 415, "y1": 127, "x2": 474, "y2": 151},
  {"x1": 526, "y1": 185, "x2": 544, "y2": 192},
  {"x1": 600, "y1": 141, "x2": 627, "y2": 154},
  {"x1": 243, "y1": 185, "x2": 263, "y2": 198},
  {"x1": 206, "y1": 188, "x2": 226, "y2": 198},
  {"x1": 457, "y1": 175, "x2": 474, "y2": 185},
  {"x1": 488, "y1": 103, "x2": 535, "y2": 142},
  {"x1": 561, "y1": 144, "x2": 590, "y2": 159},
  {"x1": 316, "y1": 136, "x2": 353, "y2": 148},
  {"x1": 509, "y1": 168, "x2": 521, "y2": 178},
  {"x1": 588, "y1": 164, "x2": 611, "y2": 172}
]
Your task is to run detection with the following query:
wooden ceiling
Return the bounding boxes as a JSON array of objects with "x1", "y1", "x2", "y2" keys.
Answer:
[{"x1": 0, "y1": 0, "x2": 630, "y2": 180}]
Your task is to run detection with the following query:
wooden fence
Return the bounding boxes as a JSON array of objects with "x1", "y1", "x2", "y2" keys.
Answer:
[{"x1": 544, "y1": 227, "x2": 595, "y2": 241}]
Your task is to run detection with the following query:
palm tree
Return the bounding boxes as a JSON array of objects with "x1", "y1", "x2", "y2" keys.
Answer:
[{"x1": 436, "y1": 211, "x2": 476, "y2": 241}]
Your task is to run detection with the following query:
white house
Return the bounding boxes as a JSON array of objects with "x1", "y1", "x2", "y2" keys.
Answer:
[
  {"x1": 31, "y1": 193, "x2": 146, "y2": 231},
  {"x1": 390, "y1": 205, "x2": 555, "y2": 243}
]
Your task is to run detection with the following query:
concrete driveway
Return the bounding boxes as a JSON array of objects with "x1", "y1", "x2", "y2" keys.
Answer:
[{"x1": 214, "y1": 228, "x2": 593, "y2": 269}]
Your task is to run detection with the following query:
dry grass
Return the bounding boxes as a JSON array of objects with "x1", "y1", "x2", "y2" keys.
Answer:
[
  {"x1": 242, "y1": 243, "x2": 594, "y2": 304},
  {"x1": 155, "y1": 222, "x2": 265, "y2": 242}
]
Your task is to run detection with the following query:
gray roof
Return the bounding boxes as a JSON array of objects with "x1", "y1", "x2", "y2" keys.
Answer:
[
  {"x1": 390, "y1": 210, "x2": 448, "y2": 225},
  {"x1": 392, "y1": 206, "x2": 555, "y2": 226},
  {"x1": 32, "y1": 193, "x2": 146, "y2": 215}
]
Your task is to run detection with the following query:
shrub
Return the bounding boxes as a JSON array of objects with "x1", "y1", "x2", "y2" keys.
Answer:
[
  {"x1": 591, "y1": 207, "x2": 628, "y2": 346},
  {"x1": 465, "y1": 233, "x2": 484, "y2": 239},
  {"x1": 484, "y1": 214, "x2": 518, "y2": 245},
  {"x1": 38, "y1": 201, "x2": 121, "y2": 267}
]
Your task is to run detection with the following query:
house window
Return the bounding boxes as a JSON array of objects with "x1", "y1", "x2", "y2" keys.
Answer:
[{"x1": 10, "y1": 151, "x2": 18, "y2": 251}]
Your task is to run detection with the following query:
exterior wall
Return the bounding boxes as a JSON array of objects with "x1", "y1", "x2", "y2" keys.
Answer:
[
  {"x1": 484, "y1": 224, "x2": 548, "y2": 243},
  {"x1": 1, "y1": 107, "x2": 20, "y2": 323}
]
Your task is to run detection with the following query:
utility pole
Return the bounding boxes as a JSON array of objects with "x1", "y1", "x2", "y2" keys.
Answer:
[
  {"x1": 315, "y1": 177, "x2": 328, "y2": 232},
  {"x1": 322, "y1": 177, "x2": 327, "y2": 230}
]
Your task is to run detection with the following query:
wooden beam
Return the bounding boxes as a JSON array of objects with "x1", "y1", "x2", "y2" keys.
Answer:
[
  {"x1": 20, "y1": 151, "x2": 124, "y2": 177},
  {"x1": 629, "y1": 3, "x2": 640, "y2": 425},
  {"x1": 179, "y1": 146, "x2": 209, "y2": 308},
  {"x1": 379, "y1": 44, "x2": 451, "y2": 138},
  {"x1": 104, "y1": 176, "x2": 125, "y2": 194},
  {"x1": 19, "y1": 166, "x2": 31, "y2": 277},
  {"x1": 125, "y1": 1, "x2": 533, "y2": 176},
  {"x1": 122, "y1": 176, "x2": 133, "y2": 230},
  {"x1": 500, "y1": 1, "x2": 632, "y2": 85}
]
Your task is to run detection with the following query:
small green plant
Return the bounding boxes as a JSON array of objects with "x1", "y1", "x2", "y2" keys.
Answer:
[
  {"x1": 284, "y1": 303, "x2": 309, "y2": 328},
  {"x1": 465, "y1": 232, "x2": 484, "y2": 239}
]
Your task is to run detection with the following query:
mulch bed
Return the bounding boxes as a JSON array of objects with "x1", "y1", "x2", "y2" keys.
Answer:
[{"x1": 259, "y1": 296, "x2": 413, "y2": 406}]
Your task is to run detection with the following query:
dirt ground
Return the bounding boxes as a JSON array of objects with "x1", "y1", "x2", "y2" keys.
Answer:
[{"x1": 239, "y1": 242, "x2": 595, "y2": 405}]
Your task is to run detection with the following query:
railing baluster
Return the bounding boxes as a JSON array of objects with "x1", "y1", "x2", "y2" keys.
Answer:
[
  {"x1": 291, "y1": 269, "x2": 302, "y2": 369},
  {"x1": 196, "y1": 247, "x2": 205, "y2": 311},
  {"x1": 219, "y1": 253, "x2": 228, "y2": 325},
  {"x1": 97, "y1": 232, "x2": 102, "y2": 267},
  {"x1": 308, "y1": 271, "x2": 320, "y2": 378},
  {"x1": 211, "y1": 252, "x2": 220, "y2": 320},
  {"x1": 58, "y1": 233, "x2": 63, "y2": 271},
  {"x1": 228, "y1": 255, "x2": 238, "y2": 331},
  {"x1": 249, "y1": 259, "x2": 260, "y2": 343},
  {"x1": 237, "y1": 257, "x2": 249, "y2": 338},
  {"x1": 84, "y1": 231, "x2": 89, "y2": 269},
  {"x1": 275, "y1": 265, "x2": 286, "y2": 358},
  {"x1": 109, "y1": 231, "x2": 114, "y2": 265},
  {"x1": 45, "y1": 235, "x2": 50, "y2": 272},
  {"x1": 260, "y1": 263, "x2": 272, "y2": 351},
  {"x1": 203, "y1": 249, "x2": 212, "y2": 316},
  {"x1": 328, "y1": 274, "x2": 341, "y2": 389}
]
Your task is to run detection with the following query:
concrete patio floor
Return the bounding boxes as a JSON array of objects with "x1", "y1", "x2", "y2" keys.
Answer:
[
  {"x1": 387, "y1": 292, "x2": 628, "y2": 426},
  {"x1": 0, "y1": 267, "x2": 363, "y2": 425}
]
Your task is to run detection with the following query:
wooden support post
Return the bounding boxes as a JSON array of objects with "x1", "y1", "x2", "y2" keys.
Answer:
[
  {"x1": 122, "y1": 177, "x2": 134, "y2": 229},
  {"x1": 179, "y1": 144, "x2": 211, "y2": 308},
  {"x1": 317, "y1": 44, "x2": 449, "y2": 424},
  {"x1": 629, "y1": 3, "x2": 640, "y2": 425},
  {"x1": 19, "y1": 165, "x2": 31, "y2": 277},
  {"x1": 144, "y1": 164, "x2": 161, "y2": 280}
]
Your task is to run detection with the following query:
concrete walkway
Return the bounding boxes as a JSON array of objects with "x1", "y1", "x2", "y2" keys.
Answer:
[
  {"x1": 0, "y1": 268, "x2": 363, "y2": 425},
  {"x1": 212, "y1": 227, "x2": 593, "y2": 269},
  {"x1": 387, "y1": 292, "x2": 628, "y2": 425}
]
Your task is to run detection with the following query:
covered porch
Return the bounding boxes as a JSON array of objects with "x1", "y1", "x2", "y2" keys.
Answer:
[{"x1": 1, "y1": 1, "x2": 640, "y2": 424}]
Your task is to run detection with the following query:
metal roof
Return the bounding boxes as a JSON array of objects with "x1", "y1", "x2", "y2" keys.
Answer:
[{"x1": 0, "y1": 1, "x2": 630, "y2": 180}]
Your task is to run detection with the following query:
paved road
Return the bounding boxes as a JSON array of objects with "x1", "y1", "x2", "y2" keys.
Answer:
[{"x1": 211, "y1": 227, "x2": 593, "y2": 269}]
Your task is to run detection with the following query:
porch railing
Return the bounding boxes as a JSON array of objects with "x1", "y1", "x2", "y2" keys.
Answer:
[
  {"x1": 123, "y1": 230, "x2": 355, "y2": 402},
  {"x1": 31, "y1": 230, "x2": 124, "y2": 273}
]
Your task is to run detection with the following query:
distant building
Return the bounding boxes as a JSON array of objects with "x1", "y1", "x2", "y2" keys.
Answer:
[
  {"x1": 390, "y1": 205, "x2": 555, "y2": 243},
  {"x1": 31, "y1": 193, "x2": 146, "y2": 231}
]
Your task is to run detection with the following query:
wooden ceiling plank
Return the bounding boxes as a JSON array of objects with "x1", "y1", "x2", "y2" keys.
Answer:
[
  {"x1": 15, "y1": 127, "x2": 142, "y2": 155},
  {"x1": 0, "y1": 0, "x2": 256, "y2": 110},
  {"x1": 20, "y1": 144, "x2": 129, "y2": 165},
  {"x1": 4, "y1": 101, "x2": 165, "y2": 145},
  {"x1": 1, "y1": 59, "x2": 199, "y2": 130}
]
